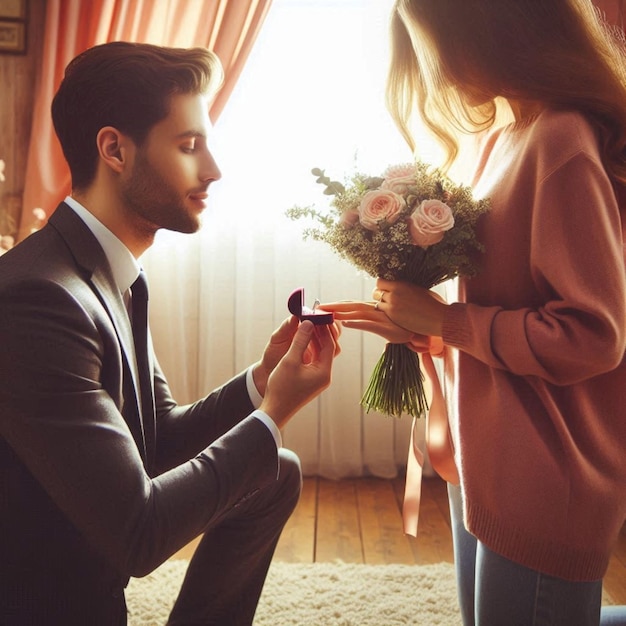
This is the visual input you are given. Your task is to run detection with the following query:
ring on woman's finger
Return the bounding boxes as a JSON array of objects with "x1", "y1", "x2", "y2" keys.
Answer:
[{"x1": 374, "y1": 300, "x2": 380, "y2": 310}]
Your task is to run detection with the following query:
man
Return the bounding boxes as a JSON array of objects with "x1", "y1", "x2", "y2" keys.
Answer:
[{"x1": 0, "y1": 42, "x2": 339, "y2": 625}]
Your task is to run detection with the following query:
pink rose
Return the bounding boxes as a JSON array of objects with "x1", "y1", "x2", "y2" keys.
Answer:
[
  {"x1": 408, "y1": 199, "x2": 454, "y2": 247},
  {"x1": 381, "y1": 163, "x2": 415, "y2": 195},
  {"x1": 340, "y1": 209, "x2": 360, "y2": 228},
  {"x1": 358, "y1": 189, "x2": 404, "y2": 231}
]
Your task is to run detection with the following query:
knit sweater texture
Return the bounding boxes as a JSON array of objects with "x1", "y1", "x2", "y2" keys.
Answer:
[{"x1": 441, "y1": 109, "x2": 626, "y2": 582}]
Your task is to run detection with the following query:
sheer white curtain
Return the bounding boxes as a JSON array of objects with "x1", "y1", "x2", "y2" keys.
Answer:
[{"x1": 144, "y1": 0, "x2": 436, "y2": 478}]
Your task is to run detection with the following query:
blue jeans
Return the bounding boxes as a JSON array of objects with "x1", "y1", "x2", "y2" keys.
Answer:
[{"x1": 448, "y1": 483, "x2": 626, "y2": 626}]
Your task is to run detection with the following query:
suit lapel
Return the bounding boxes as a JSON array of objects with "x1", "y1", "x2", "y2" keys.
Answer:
[
  {"x1": 48, "y1": 203, "x2": 150, "y2": 466},
  {"x1": 90, "y1": 269, "x2": 150, "y2": 457}
]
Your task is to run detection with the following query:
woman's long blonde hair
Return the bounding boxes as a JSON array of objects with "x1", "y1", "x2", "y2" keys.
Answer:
[{"x1": 386, "y1": 0, "x2": 626, "y2": 190}]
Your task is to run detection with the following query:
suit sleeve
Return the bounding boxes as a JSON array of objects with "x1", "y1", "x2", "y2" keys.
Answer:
[
  {"x1": 0, "y1": 277, "x2": 278, "y2": 577},
  {"x1": 151, "y1": 357, "x2": 258, "y2": 474}
]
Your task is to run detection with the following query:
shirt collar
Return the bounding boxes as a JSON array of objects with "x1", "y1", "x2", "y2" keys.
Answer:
[{"x1": 64, "y1": 196, "x2": 141, "y2": 295}]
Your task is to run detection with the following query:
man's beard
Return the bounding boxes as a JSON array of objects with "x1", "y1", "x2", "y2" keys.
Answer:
[{"x1": 121, "y1": 152, "x2": 200, "y2": 235}]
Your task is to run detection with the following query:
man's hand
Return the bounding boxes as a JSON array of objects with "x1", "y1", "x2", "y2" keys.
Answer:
[
  {"x1": 259, "y1": 320, "x2": 338, "y2": 429},
  {"x1": 252, "y1": 316, "x2": 299, "y2": 397},
  {"x1": 252, "y1": 316, "x2": 340, "y2": 397}
]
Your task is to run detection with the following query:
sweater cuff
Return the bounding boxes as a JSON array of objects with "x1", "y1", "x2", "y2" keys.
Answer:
[{"x1": 442, "y1": 302, "x2": 470, "y2": 348}]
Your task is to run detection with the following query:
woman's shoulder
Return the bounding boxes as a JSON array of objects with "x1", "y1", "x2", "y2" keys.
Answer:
[
  {"x1": 526, "y1": 108, "x2": 600, "y2": 157},
  {"x1": 477, "y1": 108, "x2": 597, "y2": 160},
  {"x1": 471, "y1": 108, "x2": 603, "y2": 191},
  {"x1": 492, "y1": 108, "x2": 604, "y2": 180}
]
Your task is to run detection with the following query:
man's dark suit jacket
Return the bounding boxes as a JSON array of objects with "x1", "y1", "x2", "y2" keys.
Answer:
[{"x1": 0, "y1": 203, "x2": 278, "y2": 624}]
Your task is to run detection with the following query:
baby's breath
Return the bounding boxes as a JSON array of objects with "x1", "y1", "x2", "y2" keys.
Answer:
[
  {"x1": 287, "y1": 160, "x2": 490, "y2": 417},
  {"x1": 287, "y1": 161, "x2": 488, "y2": 287}
]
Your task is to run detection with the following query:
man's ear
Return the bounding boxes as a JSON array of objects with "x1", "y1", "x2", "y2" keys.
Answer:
[{"x1": 96, "y1": 126, "x2": 132, "y2": 174}]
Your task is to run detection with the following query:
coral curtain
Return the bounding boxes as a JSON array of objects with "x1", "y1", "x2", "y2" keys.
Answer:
[{"x1": 18, "y1": 0, "x2": 272, "y2": 238}]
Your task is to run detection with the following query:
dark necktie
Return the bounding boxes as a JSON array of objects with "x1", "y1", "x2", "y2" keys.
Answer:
[{"x1": 131, "y1": 271, "x2": 155, "y2": 463}]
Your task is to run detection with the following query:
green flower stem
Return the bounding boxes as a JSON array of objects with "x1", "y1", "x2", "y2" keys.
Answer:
[{"x1": 360, "y1": 343, "x2": 428, "y2": 418}]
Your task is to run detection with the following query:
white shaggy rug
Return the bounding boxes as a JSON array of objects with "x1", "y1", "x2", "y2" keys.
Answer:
[{"x1": 126, "y1": 560, "x2": 461, "y2": 625}]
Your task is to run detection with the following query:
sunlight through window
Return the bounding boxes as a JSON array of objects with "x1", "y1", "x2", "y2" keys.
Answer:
[{"x1": 210, "y1": 0, "x2": 414, "y2": 230}]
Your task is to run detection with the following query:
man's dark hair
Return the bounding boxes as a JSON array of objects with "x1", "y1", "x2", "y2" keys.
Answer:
[{"x1": 51, "y1": 41, "x2": 223, "y2": 190}]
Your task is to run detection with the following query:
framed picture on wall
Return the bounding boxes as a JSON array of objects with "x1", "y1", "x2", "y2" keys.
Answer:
[
  {"x1": 0, "y1": 19, "x2": 25, "y2": 53},
  {"x1": 0, "y1": 0, "x2": 26, "y2": 54},
  {"x1": 0, "y1": 0, "x2": 27, "y2": 20}
]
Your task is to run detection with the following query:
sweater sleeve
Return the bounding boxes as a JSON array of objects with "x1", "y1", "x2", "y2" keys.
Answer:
[{"x1": 443, "y1": 151, "x2": 626, "y2": 385}]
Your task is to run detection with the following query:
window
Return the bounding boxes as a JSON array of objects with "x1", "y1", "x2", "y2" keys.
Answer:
[
  {"x1": 146, "y1": 0, "x2": 419, "y2": 477},
  {"x1": 210, "y1": 0, "x2": 412, "y2": 230}
]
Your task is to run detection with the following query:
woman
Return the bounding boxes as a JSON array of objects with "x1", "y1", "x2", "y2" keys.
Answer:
[{"x1": 322, "y1": 1, "x2": 626, "y2": 624}]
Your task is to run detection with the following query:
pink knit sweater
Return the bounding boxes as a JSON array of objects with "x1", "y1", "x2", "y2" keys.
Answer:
[{"x1": 441, "y1": 109, "x2": 626, "y2": 581}]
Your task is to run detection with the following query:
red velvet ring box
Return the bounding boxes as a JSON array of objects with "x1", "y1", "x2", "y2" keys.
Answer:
[{"x1": 288, "y1": 287, "x2": 334, "y2": 325}]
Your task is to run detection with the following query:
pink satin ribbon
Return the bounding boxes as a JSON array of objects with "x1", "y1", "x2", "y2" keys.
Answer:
[{"x1": 402, "y1": 346, "x2": 459, "y2": 537}]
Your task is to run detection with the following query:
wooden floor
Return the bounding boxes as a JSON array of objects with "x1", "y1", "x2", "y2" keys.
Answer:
[{"x1": 173, "y1": 476, "x2": 626, "y2": 605}]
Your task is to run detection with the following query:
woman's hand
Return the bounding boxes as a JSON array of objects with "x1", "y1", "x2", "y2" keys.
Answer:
[
  {"x1": 318, "y1": 300, "x2": 419, "y2": 344},
  {"x1": 320, "y1": 280, "x2": 448, "y2": 350},
  {"x1": 371, "y1": 279, "x2": 448, "y2": 337}
]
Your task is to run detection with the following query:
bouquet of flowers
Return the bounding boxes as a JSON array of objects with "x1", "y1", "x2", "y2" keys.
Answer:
[{"x1": 287, "y1": 160, "x2": 489, "y2": 418}]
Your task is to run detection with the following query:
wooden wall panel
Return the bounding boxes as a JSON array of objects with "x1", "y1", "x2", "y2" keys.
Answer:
[{"x1": 0, "y1": 0, "x2": 45, "y2": 242}]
